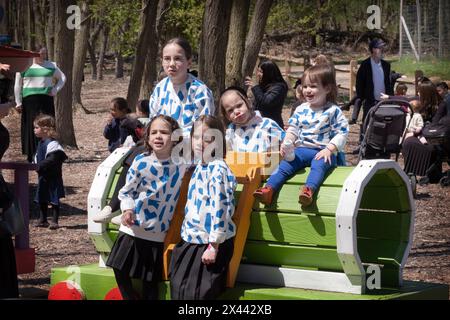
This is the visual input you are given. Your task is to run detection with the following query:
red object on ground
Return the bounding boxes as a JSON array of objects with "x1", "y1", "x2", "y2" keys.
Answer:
[
  {"x1": 15, "y1": 248, "x2": 35, "y2": 274},
  {"x1": 104, "y1": 287, "x2": 124, "y2": 300},
  {"x1": 48, "y1": 281, "x2": 86, "y2": 300}
]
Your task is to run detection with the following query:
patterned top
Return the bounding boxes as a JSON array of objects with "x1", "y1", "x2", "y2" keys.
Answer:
[
  {"x1": 181, "y1": 159, "x2": 237, "y2": 244},
  {"x1": 149, "y1": 74, "x2": 214, "y2": 134},
  {"x1": 14, "y1": 61, "x2": 66, "y2": 105},
  {"x1": 287, "y1": 102, "x2": 349, "y2": 152},
  {"x1": 118, "y1": 152, "x2": 188, "y2": 242},
  {"x1": 226, "y1": 111, "x2": 286, "y2": 152}
]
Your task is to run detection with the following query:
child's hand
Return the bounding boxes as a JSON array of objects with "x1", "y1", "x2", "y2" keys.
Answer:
[
  {"x1": 244, "y1": 76, "x2": 254, "y2": 88},
  {"x1": 315, "y1": 148, "x2": 333, "y2": 164},
  {"x1": 105, "y1": 114, "x2": 113, "y2": 125},
  {"x1": 380, "y1": 93, "x2": 389, "y2": 100},
  {"x1": 201, "y1": 244, "x2": 218, "y2": 265},
  {"x1": 121, "y1": 210, "x2": 135, "y2": 227}
]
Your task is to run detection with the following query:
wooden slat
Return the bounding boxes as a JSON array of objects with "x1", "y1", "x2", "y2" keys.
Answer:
[
  {"x1": 247, "y1": 211, "x2": 337, "y2": 247},
  {"x1": 357, "y1": 211, "x2": 411, "y2": 241},
  {"x1": 357, "y1": 238, "x2": 407, "y2": 267},
  {"x1": 255, "y1": 184, "x2": 343, "y2": 216},
  {"x1": 242, "y1": 241, "x2": 343, "y2": 272},
  {"x1": 362, "y1": 168, "x2": 406, "y2": 187},
  {"x1": 360, "y1": 185, "x2": 410, "y2": 212},
  {"x1": 106, "y1": 167, "x2": 123, "y2": 200},
  {"x1": 270, "y1": 166, "x2": 354, "y2": 186}
]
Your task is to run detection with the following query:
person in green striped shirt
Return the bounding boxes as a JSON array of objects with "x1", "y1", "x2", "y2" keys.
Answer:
[{"x1": 14, "y1": 46, "x2": 66, "y2": 162}]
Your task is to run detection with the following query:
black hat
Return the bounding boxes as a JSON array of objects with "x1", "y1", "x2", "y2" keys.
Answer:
[{"x1": 369, "y1": 39, "x2": 386, "y2": 51}]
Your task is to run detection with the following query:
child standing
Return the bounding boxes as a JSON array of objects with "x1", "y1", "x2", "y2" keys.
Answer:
[
  {"x1": 219, "y1": 86, "x2": 285, "y2": 152},
  {"x1": 103, "y1": 97, "x2": 141, "y2": 152},
  {"x1": 254, "y1": 64, "x2": 349, "y2": 207},
  {"x1": 170, "y1": 115, "x2": 237, "y2": 300},
  {"x1": 150, "y1": 38, "x2": 214, "y2": 135},
  {"x1": 106, "y1": 115, "x2": 187, "y2": 300},
  {"x1": 33, "y1": 115, "x2": 67, "y2": 229}
]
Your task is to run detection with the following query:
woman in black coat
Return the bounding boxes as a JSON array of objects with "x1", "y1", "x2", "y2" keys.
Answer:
[{"x1": 245, "y1": 60, "x2": 288, "y2": 128}]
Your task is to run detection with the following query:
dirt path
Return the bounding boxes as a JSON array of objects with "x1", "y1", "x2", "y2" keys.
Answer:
[{"x1": 2, "y1": 74, "x2": 448, "y2": 298}]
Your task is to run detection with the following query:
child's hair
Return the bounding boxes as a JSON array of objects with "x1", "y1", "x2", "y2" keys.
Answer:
[
  {"x1": 312, "y1": 54, "x2": 330, "y2": 66},
  {"x1": 136, "y1": 99, "x2": 150, "y2": 117},
  {"x1": 301, "y1": 64, "x2": 337, "y2": 104},
  {"x1": 164, "y1": 37, "x2": 192, "y2": 60},
  {"x1": 34, "y1": 114, "x2": 58, "y2": 139},
  {"x1": 219, "y1": 86, "x2": 253, "y2": 127},
  {"x1": 436, "y1": 81, "x2": 449, "y2": 91},
  {"x1": 111, "y1": 97, "x2": 131, "y2": 114},
  {"x1": 410, "y1": 99, "x2": 422, "y2": 113},
  {"x1": 144, "y1": 115, "x2": 181, "y2": 154},
  {"x1": 191, "y1": 115, "x2": 227, "y2": 159},
  {"x1": 395, "y1": 83, "x2": 408, "y2": 96},
  {"x1": 258, "y1": 60, "x2": 287, "y2": 88}
]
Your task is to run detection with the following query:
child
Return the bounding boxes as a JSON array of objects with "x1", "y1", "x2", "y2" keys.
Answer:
[
  {"x1": 219, "y1": 86, "x2": 285, "y2": 152},
  {"x1": 136, "y1": 99, "x2": 150, "y2": 126},
  {"x1": 103, "y1": 97, "x2": 141, "y2": 152},
  {"x1": 404, "y1": 100, "x2": 426, "y2": 144},
  {"x1": 169, "y1": 115, "x2": 237, "y2": 300},
  {"x1": 33, "y1": 114, "x2": 68, "y2": 229},
  {"x1": 254, "y1": 64, "x2": 349, "y2": 207},
  {"x1": 149, "y1": 38, "x2": 214, "y2": 135},
  {"x1": 106, "y1": 115, "x2": 187, "y2": 300}
]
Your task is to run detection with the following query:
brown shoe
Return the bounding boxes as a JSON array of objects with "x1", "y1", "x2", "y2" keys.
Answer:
[
  {"x1": 299, "y1": 186, "x2": 314, "y2": 207},
  {"x1": 253, "y1": 186, "x2": 275, "y2": 205}
]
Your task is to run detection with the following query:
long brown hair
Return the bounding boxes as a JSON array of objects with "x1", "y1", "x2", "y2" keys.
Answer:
[
  {"x1": 418, "y1": 81, "x2": 441, "y2": 120},
  {"x1": 301, "y1": 64, "x2": 338, "y2": 104}
]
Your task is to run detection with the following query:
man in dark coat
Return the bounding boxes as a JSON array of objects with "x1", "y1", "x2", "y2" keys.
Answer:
[{"x1": 354, "y1": 38, "x2": 393, "y2": 152}]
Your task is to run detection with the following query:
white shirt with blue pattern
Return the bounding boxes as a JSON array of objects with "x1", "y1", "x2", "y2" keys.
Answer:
[
  {"x1": 226, "y1": 111, "x2": 286, "y2": 152},
  {"x1": 181, "y1": 159, "x2": 237, "y2": 244},
  {"x1": 118, "y1": 152, "x2": 188, "y2": 242},
  {"x1": 287, "y1": 102, "x2": 349, "y2": 152},
  {"x1": 149, "y1": 74, "x2": 215, "y2": 134}
]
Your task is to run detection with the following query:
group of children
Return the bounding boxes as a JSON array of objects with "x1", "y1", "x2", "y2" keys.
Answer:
[{"x1": 34, "y1": 37, "x2": 351, "y2": 300}]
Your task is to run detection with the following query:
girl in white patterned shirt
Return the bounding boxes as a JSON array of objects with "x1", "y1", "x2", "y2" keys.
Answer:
[
  {"x1": 170, "y1": 115, "x2": 237, "y2": 300},
  {"x1": 254, "y1": 64, "x2": 349, "y2": 207},
  {"x1": 106, "y1": 115, "x2": 187, "y2": 300}
]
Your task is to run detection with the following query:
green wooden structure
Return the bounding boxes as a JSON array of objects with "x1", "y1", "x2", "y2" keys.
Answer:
[{"x1": 49, "y1": 149, "x2": 449, "y2": 300}]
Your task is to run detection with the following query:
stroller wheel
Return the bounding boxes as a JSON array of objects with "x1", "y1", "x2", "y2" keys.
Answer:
[
  {"x1": 439, "y1": 176, "x2": 449, "y2": 187},
  {"x1": 408, "y1": 174, "x2": 417, "y2": 198}
]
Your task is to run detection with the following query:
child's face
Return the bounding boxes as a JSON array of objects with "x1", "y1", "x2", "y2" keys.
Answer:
[
  {"x1": 148, "y1": 118, "x2": 173, "y2": 159},
  {"x1": 192, "y1": 123, "x2": 217, "y2": 163},
  {"x1": 302, "y1": 76, "x2": 329, "y2": 108},
  {"x1": 221, "y1": 91, "x2": 252, "y2": 125},
  {"x1": 110, "y1": 104, "x2": 126, "y2": 119},
  {"x1": 162, "y1": 43, "x2": 191, "y2": 85},
  {"x1": 437, "y1": 86, "x2": 448, "y2": 98},
  {"x1": 34, "y1": 125, "x2": 47, "y2": 138}
]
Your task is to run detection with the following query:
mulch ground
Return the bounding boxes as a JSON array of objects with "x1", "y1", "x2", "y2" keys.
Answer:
[{"x1": 1, "y1": 74, "x2": 449, "y2": 299}]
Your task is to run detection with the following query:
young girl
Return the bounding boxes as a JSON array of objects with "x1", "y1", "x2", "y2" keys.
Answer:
[
  {"x1": 33, "y1": 114, "x2": 68, "y2": 229},
  {"x1": 106, "y1": 115, "x2": 187, "y2": 300},
  {"x1": 136, "y1": 99, "x2": 150, "y2": 126},
  {"x1": 169, "y1": 115, "x2": 237, "y2": 300},
  {"x1": 404, "y1": 100, "x2": 427, "y2": 144},
  {"x1": 149, "y1": 38, "x2": 214, "y2": 135},
  {"x1": 103, "y1": 97, "x2": 141, "y2": 152},
  {"x1": 254, "y1": 64, "x2": 349, "y2": 207},
  {"x1": 219, "y1": 86, "x2": 285, "y2": 152}
]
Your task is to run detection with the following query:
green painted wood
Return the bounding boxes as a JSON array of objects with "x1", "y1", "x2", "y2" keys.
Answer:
[
  {"x1": 106, "y1": 167, "x2": 123, "y2": 200},
  {"x1": 247, "y1": 211, "x2": 337, "y2": 247},
  {"x1": 264, "y1": 166, "x2": 354, "y2": 186},
  {"x1": 360, "y1": 184, "x2": 410, "y2": 212},
  {"x1": 358, "y1": 238, "x2": 407, "y2": 268},
  {"x1": 357, "y1": 211, "x2": 411, "y2": 241},
  {"x1": 255, "y1": 184, "x2": 342, "y2": 216},
  {"x1": 242, "y1": 241, "x2": 343, "y2": 271},
  {"x1": 108, "y1": 229, "x2": 119, "y2": 243},
  {"x1": 362, "y1": 168, "x2": 406, "y2": 187}
]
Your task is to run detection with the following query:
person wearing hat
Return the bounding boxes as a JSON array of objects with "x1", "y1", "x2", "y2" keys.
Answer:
[{"x1": 353, "y1": 38, "x2": 393, "y2": 152}]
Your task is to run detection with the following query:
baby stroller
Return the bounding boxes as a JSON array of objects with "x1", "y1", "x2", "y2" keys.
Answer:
[
  {"x1": 421, "y1": 119, "x2": 450, "y2": 187},
  {"x1": 358, "y1": 99, "x2": 413, "y2": 161}
]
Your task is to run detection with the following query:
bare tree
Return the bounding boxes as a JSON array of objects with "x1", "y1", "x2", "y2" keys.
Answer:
[
  {"x1": 126, "y1": 0, "x2": 159, "y2": 111},
  {"x1": 46, "y1": 0, "x2": 56, "y2": 60},
  {"x1": 32, "y1": 0, "x2": 48, "y2": 48},
  {"x1": 87, "y1": 19, "x2": 103, "y2": 80},
  {"x1": 97, "y1": 25, "x2": 109, "y2": 81},
  {"x1": 54, "y1": 0, "x2": 77, "y2": 147},
  {"x1": 72, "y1": 0, "x2": 93, "y2": 113},
  {"x1": 241, "y1": 0, "x2": 273, "y2": 80},
  {"x1": 199, "y1": 0, "x2": 233, "y2": 107},
  {"x1": 225, "y1": 0, "x2": 250, "y2": 87}
]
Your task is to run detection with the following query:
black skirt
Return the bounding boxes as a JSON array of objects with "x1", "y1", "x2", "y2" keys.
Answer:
[
  {"x1": 21, "y1": 94, "x2": 55, "y2": 162},
  {"x1": 0, "y1": 122, "x2": 9, "y2": 161},
  {"x1": 106, "y1": 232, "x2": 163, "y2": 283},
  {"x1": 403, "y1": 136, "x2": 436, "y2": 176},
  {"x1": 169, "y1": 238, "x2": 234, "y2": 300},
  {"x1": 0, "y1": 234, "x2": 19, "y2": 299}
]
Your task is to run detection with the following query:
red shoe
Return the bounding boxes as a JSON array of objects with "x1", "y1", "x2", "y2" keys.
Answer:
[
  {"x1": 253, "y1": 186, "x2": 275, "y2": 205},
  {"x1": 299, "y1": 186, "x2": 314, "y2": 207}
]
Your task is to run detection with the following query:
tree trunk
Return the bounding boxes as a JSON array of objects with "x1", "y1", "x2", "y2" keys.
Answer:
[
  {"x1": 199, "y1": 0, "x2": 233, "y2": 108},
  {"x1": 115, "y1": 50, "x2": 124, "y2": 79},
  {"x1": 225, "y1": 0, "x2": 250, "y2": 88},
  {"x1": 97, "y1": 26, "x2": 109, "y2": 81},
  {"x1": 46, "y1": 0, "x2": 56, "y2": 60},
  {"x1": 72, "y1": 0, "x2": 93, "y2": 114},
  {"x1": 241, "y1": 0, "x2": 273, "y2": 81},
  {"x1": 0, "y1": 0, "x2": 9, "y2": 35},
  {"x1": 54, "y1": 0, "x2": 77, "y2": 148},
  {"x1": 32, "y1": 0, "x2": 47, "y2": 48},
  {"x1": 87, "y1": 20, "x2": 103, "y2": 80},
  {"x1": 140, "y1": 0, "x2": 172, "y2": 99},
  {"x1": 26, "y1": 0, "x2": 35, "y2": 50},
  {"x1": 126, "y1": 0, "x2": 159, "y2": 111}
]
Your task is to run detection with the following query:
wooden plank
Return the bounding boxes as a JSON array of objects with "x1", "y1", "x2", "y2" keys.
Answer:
[
  {"x1": 357, "y1": 238, "x2": 408, "y2": 267},
  {"x1": 361, "y1": 168, "x2": 406, "y2": 187},
  {"x1": 247, "y1": 211, "x2": 337, "y2": 247},
  {"x1": 106, "y1": 167, "x2": 123, "y2": 200},
  {"x1": 255, "y1": 184, "x2": 343, "y2": 216},
  {"x1": 269, "y1": 166, "x2": 353, "y2": 186},
  {"x1": 359, "y1": 185, "x2": 410, "y2": 212},
  {"x1": 357, "y1": 211, "x2": 411, "y2": 241},
  {"x1": 242, "y1": 241, "x2": 343, "y2": 271}
]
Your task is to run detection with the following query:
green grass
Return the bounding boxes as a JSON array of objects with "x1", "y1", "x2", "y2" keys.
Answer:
[{"x1": 391, "y1": 56, "x2": 450, "y2": 81}]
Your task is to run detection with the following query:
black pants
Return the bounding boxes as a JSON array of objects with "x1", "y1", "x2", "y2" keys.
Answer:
[
  {"x1": 0, "y1": 122, "x2": 9, "y2": 161},
  {"x1": 113, "y1": 268, "x2": 159, "y2": 300}
]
